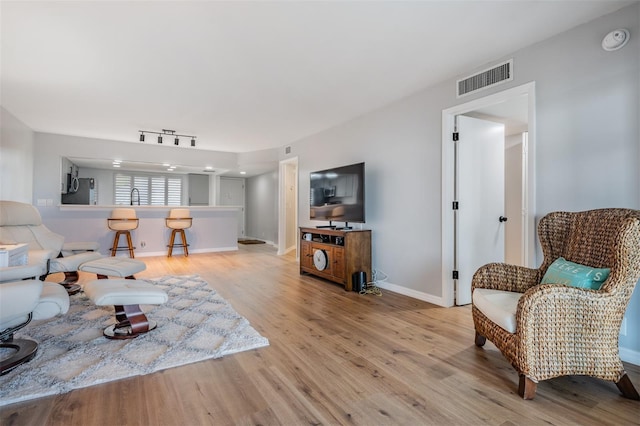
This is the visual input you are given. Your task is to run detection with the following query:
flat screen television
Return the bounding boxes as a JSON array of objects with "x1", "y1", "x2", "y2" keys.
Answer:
[{"x1": 309, "y1": 162, "x2": 365, "y2": 229}]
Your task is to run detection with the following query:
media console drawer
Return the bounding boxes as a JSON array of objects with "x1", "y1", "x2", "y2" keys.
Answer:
[{"x1": 299, "y1": 227, "x2": 371, "y2": 291}]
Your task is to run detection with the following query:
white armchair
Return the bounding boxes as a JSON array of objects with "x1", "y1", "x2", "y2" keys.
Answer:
[
  {"x1": 1, "y1": 269, "x2": 70, "y2": 374},
  {"x1": 0, "y1": 200, "x2": 102, "y2": 294}
]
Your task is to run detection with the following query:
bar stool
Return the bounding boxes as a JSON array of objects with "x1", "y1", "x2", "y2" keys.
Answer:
[
  {"x1": 108, "y1": 208, "x2": 139, "y2": 258},
  {"x1": 166, "y1": 208, "x2": 192, "y2": 257}
]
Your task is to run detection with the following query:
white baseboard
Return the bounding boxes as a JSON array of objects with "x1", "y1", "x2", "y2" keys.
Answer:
[
  {"x1": 376, "y1": 280, "x2": 447, "y2": 307},
  {"x1": 132, "y1": 246, "x2": 238, "y2": 258},
  {"x1": 620, "y1": 347, "x2": 640, "y2": 366}
]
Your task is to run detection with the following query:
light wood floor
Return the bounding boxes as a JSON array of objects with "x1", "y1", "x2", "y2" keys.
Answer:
[{"x1": 2, "y1": 244, "x2": 639, "y2": 425}]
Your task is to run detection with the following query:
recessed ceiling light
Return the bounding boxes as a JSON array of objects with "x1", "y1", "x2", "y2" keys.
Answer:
[
  {"x1": 113, "y1": 164, "x2": 120, "y2": 168},
  {"x1": 240, "y1": 171, "x2": 246, "y2": 175},
  {"x1": 162, "y1": 163, "x2": 170, "y2": 167},
  {"x1": 205, "y1": 166, "x2": 213, "y2": 170}
]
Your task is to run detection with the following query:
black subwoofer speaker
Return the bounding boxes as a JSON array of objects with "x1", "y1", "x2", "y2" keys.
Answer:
[{"x1": 352, "y1": 271, "x2": 367, "y2": 292}]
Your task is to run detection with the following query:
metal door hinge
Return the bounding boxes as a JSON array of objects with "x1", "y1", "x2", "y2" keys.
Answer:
[
  {"x1": 452, "y1": 201, "x2": 459, "y2": 210},
  {"x1": 452, "y1": 132, "x2": 459, "y2": 141},
  {"x1": 452, "y1": 270, "x2": 459, "y2": 280}
]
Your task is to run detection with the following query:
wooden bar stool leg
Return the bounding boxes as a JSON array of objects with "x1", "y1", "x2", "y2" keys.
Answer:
[
  {"x1": 180, "y1": 229, "x2": 189, "y2": 257},
  {"x1": 111, "y1": 231, "x2": 121, "y2": 257},
  {"x1": 168, "y1": 229, "x2": 177, "y2": 257},
  {"x1": 125, "y1": 231, "x2": 135, "y2": 258}
]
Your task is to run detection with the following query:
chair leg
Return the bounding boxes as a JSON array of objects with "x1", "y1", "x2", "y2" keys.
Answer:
[
  {"x1": 518, "y1": 375, "x2": 537, "y2": 400},
  {"x1": 111, "y1": 231, "x2": 121, "y2": 256},
  {"x1": 168, "y1": 229, "x2": 177, "y2": 257},
  {"x1": 180, "y1": 229, "x2": 189, "y2": 257},
  {"x1": 104, "y1": 304, "x2": 155, "y2": 339},
  {"x1": 125, "y1": 231, "x2": 135, "y2": 258},
  {"x1": 61, "y1": 271, "x2": 79, "y2": 285},
  {"x1": 0, "y1": 338, "x2": 38, "y2": 375},
  {"x1": 475, "y1": 331, "x2": 486, "y2": 347},
  {"x1": 616, "y1": 374, "x2": 640, "y2": 400}
]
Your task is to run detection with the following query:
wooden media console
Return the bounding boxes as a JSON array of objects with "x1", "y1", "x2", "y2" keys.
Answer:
[{"x1": 299, "y1": 227, "x2": 371, "y2": 291}]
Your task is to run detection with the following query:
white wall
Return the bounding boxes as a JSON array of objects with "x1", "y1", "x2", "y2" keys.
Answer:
[
  {"x1": 246, "y1": 170, "x2": 279, "y2": 243},
  {"x1": 282, "y1": 4, "x2": 640, "y2": 358},
  {"x1": 0, "y1": 107, "x2": 34, "y2": 202}
]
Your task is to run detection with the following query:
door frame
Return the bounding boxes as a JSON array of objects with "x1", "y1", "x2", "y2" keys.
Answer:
[
  {"x1": 441, "y1": 82, "x2": 537, "y2": 307},
  {"x1": 278, "y1": 156, "x2": 299, "y2": 256}
]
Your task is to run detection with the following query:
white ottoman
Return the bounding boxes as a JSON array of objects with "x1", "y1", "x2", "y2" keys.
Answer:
[
  {"x1": 79, "y1": 257, "x2": 146, "y2": 280},
  {"x1": 84, "y1": 279, "x2": 168, "y2": 339}
]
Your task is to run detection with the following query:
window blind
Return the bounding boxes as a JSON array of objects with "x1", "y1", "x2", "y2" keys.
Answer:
[{"x1": 114, "y1": 173, "x2": 183, "y2": 206}]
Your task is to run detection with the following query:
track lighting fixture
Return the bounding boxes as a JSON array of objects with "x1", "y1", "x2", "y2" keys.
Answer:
[{"x1": 138, "y1": 129, "x2": 197, "y2": 148}]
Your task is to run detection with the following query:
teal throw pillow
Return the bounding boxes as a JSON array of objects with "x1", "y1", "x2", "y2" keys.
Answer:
[{"x1": 541, "y1": 257, "x2": 610, "y2": 290}]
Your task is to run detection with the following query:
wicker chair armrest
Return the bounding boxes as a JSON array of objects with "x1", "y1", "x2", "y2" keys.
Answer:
[
  {"x1": 517, "y1": 284, "x2": 619, "y2": 353},
  {"x1": 472, "y1": 263, "x2": 541, "y2": 293}
]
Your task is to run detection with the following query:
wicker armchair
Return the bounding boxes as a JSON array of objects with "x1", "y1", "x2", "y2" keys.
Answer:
[{"x1": 472, "y1": 208, "x2": 640, "y2": 400}]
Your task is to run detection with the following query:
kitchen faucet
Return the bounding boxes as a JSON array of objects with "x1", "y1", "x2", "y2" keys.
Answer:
[{"x1": 130, "y1": 188, "x2": 140, "y2": 206}]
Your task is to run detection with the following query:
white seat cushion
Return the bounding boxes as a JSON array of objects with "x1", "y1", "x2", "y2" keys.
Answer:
[
  {"x1": 0, "y1": 262, "x2": 47, "y2": 282},
  {"x1": 49, "y1": 251, "x2": 103, "y2": 273},
  {"x1": 79, "y1": 257, "x2": 146, "y2": 277},
  {"x1": 84, "y1": 279, "x2": 168, "y2": 306},
  {"x1": 472, "y1": 288, "x2": 522, "y2": 334},
  {"x1": 61, "y1": 241, "x2": 100, "y2": 256}
]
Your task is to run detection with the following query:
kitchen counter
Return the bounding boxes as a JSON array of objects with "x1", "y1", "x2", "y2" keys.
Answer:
[{"x1": 43, "y1": 205, "x2": 240, "y2": 257}]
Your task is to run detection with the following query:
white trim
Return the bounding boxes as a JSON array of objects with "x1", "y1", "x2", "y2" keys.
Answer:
[
  {"x1": 115, "y1": 246, "x2": 238, "y2": 258},
  {"x1": 376, "y1": 281, "x2": 447, "y2": 307},
  {"x1": 441, "y1": 82, "x2": 537, "y2": 307},
  {"x1": 620, "y1": 347, "x2": 640, "y2": 366},
  {"x1": 278, "y1": 156, "x2": 299, "y2": 256}
]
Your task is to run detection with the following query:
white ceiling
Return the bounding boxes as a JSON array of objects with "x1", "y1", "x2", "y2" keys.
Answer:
[{"x1": 1, "y1": 1, "x2": 632, "y2": 157}]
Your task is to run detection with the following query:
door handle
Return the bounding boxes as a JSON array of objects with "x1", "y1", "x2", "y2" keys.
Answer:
[{"x1": 499, "y1": 216, "x2": 508, "y2": 223}]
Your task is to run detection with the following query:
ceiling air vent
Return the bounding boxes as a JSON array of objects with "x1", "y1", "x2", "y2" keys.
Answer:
[{"x1": 457, "y1": 59, "x2": 513, "y2": 98}]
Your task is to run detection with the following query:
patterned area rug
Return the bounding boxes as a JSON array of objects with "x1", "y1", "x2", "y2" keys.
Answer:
[{"x1": 0, "y1": 275, "x2": 269, "y2": 407}]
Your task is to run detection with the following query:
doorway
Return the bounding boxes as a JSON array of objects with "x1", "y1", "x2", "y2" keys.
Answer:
[
  {"x1": 441, "y1": 82, "x2": 536, "y2": 307},
  {"x1": 278, "y1": 157, "x2": 298, "y2": 256}
]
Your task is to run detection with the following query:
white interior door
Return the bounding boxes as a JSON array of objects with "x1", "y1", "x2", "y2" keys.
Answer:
[
  {"x1": 219, "y1": 177, "x2": 245, "y2": 238},
  {"x1": 456, "y1": 115, "x2": 505, "y2": 305}
]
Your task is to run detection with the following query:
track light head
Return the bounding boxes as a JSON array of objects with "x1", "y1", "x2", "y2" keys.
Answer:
[
  {"x1": 174, "y1": 137, "x2": 179, "y2": 146},
  {"x1": 139, "y1": 133, "x2": 145, "y2": 142},
  {"x1": 191, "y1": 138, "x2": 196, "y2": 147},
  {"x1": 158, "y1": 135, "x2": 163, "y2": 144}
]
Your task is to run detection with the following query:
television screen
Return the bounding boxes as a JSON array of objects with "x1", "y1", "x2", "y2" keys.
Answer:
[{"x1": 310, "y1": 162, "x2": 365, "y2": 225}]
